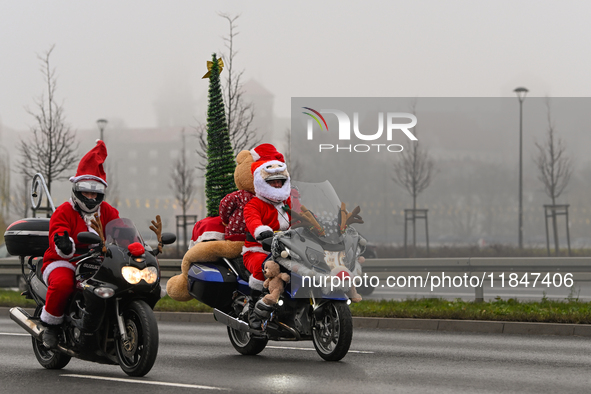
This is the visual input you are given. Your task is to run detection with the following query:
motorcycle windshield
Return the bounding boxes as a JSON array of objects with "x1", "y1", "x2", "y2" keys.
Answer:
[
  {"x1": 104, "y1": 218, "x2": 144, "y2": 247},
  {"x1": 290, "y1": 180, "x2": 345, "y2": 245}
]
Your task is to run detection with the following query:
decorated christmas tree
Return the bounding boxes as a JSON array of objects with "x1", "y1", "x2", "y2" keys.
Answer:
[{"x1": 204, "y1": 53, "x2": 236, "y2": 217}]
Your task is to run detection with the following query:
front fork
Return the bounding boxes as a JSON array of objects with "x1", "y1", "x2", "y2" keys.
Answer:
[{"x1": 115, "y1": 299, "x2": 129, "y2": 342}]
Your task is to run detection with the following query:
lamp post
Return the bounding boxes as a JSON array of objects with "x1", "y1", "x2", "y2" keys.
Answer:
[
  {"x1": 514, "y1": 87, "x2": 528, "y2": 249},
  {"x1": 96, "y1": 118, "x2": 108, "y2": 141}
]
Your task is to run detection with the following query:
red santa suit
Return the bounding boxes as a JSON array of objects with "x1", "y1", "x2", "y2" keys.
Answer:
[
  {"x1": 41, "y1": 201, "x2": 119, "y2": 324},
  {"x1": 242, "y1": 144, "x2": 291, "y2": 290},
  {"x1": 41, "y1": 140, "x2": 119, "y2": 326}
]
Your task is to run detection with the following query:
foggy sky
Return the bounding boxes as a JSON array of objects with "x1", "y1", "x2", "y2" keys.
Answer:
[{"x1": 1, "y1": 0, "x2": 591, "y2": 132}]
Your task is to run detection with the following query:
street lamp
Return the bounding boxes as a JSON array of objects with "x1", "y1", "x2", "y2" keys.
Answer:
[
  {"x1": 514, "y1": 87, "x2": 528, "y2": 249},
  {"x1": 96, "y1": 118, "x2": 108, "y2": 141}
]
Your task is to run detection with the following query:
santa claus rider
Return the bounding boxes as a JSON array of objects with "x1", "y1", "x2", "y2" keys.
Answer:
[
  {"x1": 242, "y1": 144, "x2": 292, "y2": 329},
  {"x1": 40, "y1": 140, "x2": 120, "y2": 349}
]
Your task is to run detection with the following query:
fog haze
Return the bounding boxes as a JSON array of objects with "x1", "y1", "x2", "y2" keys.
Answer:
[
  {"x1": 2, "y1": 1, "x2": 591, "y2": 131},
  {"x1": 2, "y1": 1, "x2": 591, "y2": 246}
]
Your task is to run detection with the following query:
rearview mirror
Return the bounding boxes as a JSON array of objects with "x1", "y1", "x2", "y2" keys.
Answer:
[
  {"x1": 77, "y1": 232, "x2": 101, "y2": 245},
  {"x1": 161, "y1": 233, "x2": 176, "y2": 245}
]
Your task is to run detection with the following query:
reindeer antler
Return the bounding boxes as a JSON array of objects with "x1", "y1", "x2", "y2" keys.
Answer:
[
  {"x1": 339, "y1": 202, "x2": 364, "y2": 233},
  {"x1": 90, "y1": 213, "x2": 107, "y2": 253},
  {"x1": 285, "y1": 205, "x2": 325, "y2": 237},
  {"x1": 150, "y1": 215, "x2": 163, "y2": 254}
]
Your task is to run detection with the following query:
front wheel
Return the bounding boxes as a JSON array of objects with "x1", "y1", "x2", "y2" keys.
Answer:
[
  {"x1": 31, "y1": 306, "x2": 71, "y2": 369},
  {"x1": 115, "y1": 300, "x2": 159, "y2": 377},
  {"x1": 312, "y1": 301, "x2": 353, "y2": 361}
]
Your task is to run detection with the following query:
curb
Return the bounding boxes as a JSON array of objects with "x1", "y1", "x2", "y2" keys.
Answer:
[{"x1": 4, "y1": 307, "x2": 591, "y2": 337}]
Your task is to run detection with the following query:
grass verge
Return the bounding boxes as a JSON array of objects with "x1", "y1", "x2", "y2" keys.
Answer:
[
  {"x1": 3, "y1": 290, "x2": 591, "y2": 324},
  {"x1": 349, "y1": 298, "x2": 591, "y2": 324}
]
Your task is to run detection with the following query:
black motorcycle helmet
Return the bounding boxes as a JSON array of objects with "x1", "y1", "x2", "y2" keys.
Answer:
[{"x1": 71, "y1": 180, "x2": 106, "y2": 214}]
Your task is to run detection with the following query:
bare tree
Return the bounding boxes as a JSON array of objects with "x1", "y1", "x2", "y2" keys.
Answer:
[
  {"x1": 171, "y1": 129, "x2": 196, "y2": 251},
  {"x1": 534, "y1": 100, "x2": 573, "y2": 254},
  {"x1": 392, "y1": 103, "x2": 435, "y2": 251},
  {"x1": 18, "y1": 45, "x2": 79, "y2": 197},
  {"x1": 196, "y1": 13, "x2": 259, "y2": 168},
  {"x1": 11, "y1": 174, "x2": 29, "y2": 219}
]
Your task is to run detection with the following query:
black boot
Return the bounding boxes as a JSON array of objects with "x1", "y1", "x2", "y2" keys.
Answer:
[
  {"x1": 41, "y1": 322, "x2": 59, "y2": 349},
  {"x1": 249, "y1": 299, "x2": 274, "y2": 330},
  {"x1": 247, "y1": 290, "x2": 262, "y2": 329}
]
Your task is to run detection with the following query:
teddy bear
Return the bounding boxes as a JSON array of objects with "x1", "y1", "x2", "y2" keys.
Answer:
[
  {"x1": 165, "y1": 149, "x2": 255, "y2": 302},
  {"x1": 262, "y1": 260, "x2": 291, "y2": 306}
]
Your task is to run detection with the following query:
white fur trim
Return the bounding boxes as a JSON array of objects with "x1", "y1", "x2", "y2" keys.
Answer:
[
  {"x1": 195, "y1": 231, "x2": 225, "y2": 244},
  {"x1": 250, "y1": 148, "x2": 261, "y2": 161},
  {"x1": 254, "y1": 170, "x2": 291, "y2": 202},
  {"x1": 254, "y1": 225, "x2": 273, "y2": 240},
  {"x1": 188, "y1": 240, "x2": 196, "y2": 250},
  {"x1": 43, "y1": 260, "x2": 75, "y2": 284},
  {"x1": 41, "y1": 306, "x2": 63, "y2": 325},
  {"x1": 252, "y1": 160, "x2": 291, "y2": 202},
  {"x1": 55, "y1": 236, "x2": 75, "y2": 259},
  {"x1": 242, "y1": 245, "x2": 266, "y2": 255},
  {"x1": 69, "y1": 175, "x2": 108, "y2": 187},
  {"x1": 249, "y1": 275, "x2": 264, "y2": 291},
  {"x1": 276, "y1": 205, "x2": 290, "y2": 230}
]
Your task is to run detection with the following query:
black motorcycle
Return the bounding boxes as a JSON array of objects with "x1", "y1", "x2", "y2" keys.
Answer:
[{"x1": 6, "y1": 217, "x2": 175, "y2": 377}]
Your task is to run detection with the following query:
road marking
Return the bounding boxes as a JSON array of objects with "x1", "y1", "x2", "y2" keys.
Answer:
[
  {"x1": 61, "y1": 374, "x2": 229, "y2": 390},
  {"x1": 0, "y1": 332, "x2": 29, "y2": 336},
  {"x1": 266, "y1": 345, "x2": 374, "y2": 354}
]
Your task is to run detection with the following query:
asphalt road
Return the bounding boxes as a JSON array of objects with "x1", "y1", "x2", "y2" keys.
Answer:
[{"x1": 2, "y1": 315, "x2": 591, "y2": 393}]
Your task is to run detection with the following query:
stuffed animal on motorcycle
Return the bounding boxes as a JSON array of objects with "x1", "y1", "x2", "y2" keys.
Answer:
[
  {"x1": 166, "y1": 149, "x2": 255, "y2": 301},
  {"x1": 262, "y1": 260, "x2": 290, "y2": 305},
  {"x1": 332, "y1": 267, "x2": 363, "y2": 303}
]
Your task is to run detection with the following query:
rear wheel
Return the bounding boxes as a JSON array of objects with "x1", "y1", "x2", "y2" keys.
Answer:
[
  {"x1": 115, "y1": 300, "x2": 159, "y2": 377},
  {"x1": 226, "y1": 296, "x2": 267, "y2": 355},
  {"x1": 312, "y1": 301, "x2": 352, "y2": 361},
  {"x1": 31, "y1": 306, "x2": 71, "y2": 369},
  {"x1": 227, "y1": 327, "x2": 268, "y2": 355}
]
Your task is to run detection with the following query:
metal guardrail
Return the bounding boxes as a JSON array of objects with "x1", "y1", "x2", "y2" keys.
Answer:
[
  {"x1": 360, "y1": 257, "x2": 591, "y2": 274},
  {"x1": 3, "y1": 257, "x2": 590, "y2": 301}
]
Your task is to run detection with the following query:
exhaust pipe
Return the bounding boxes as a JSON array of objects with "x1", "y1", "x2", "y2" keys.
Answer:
[
  {"x1": 213, "y1": 309, "x2": 262, "y2": 334},
  {"x1": 9, "y1": 307, "x2": 43, "y2": 340},
  {"x1": 10, "y1": 307, "x2": 79, "y2": 357}
]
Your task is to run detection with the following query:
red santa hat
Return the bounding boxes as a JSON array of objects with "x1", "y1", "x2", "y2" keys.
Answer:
[
  {"x1": 69, "y1": 140, "x2": 108, "y2": 186},
  {"x1": 189, "y1": 216, "x2": 226, "y2": 248},
  {"x1": 250, "y1": 143, "x2": 285, "y2": 174}
]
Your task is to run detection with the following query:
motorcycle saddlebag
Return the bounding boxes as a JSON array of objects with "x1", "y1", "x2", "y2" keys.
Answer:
[
  {"x1": 4, "y1": 218, "x2": 50, "y2": 257},
  {"x1": 187, "y1": 262, "x2": 237, "y2": 311}
]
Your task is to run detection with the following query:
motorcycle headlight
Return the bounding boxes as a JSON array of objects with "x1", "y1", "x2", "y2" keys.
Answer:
[
  {"x1": 143, "y1": 266, "x2": 158, "y2": 284},
  {"x1": 121, "y1": 266, "x2": 159, "y2": 284},
  {"x1": 94, "y1": 287, "x2": 115, "y2": 299}
]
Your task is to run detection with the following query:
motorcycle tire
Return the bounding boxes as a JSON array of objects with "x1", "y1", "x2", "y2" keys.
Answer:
[
  {"x1": 312, "y1": 301, "x2": 353, "y2": 361},
  {"x1": 227, "y1": 327, "x2": 268, "y2": 356},
  {"x1": 115, "y1": 300, "x2": 159, "y2": 377},
  {"x1": 31, "y1": 306, "x2": 71, "y2": 370}
]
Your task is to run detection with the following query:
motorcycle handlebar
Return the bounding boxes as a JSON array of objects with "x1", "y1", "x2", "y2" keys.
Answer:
[{"x1": 69, "y1": 247, "x2": 101, "y2": 263}]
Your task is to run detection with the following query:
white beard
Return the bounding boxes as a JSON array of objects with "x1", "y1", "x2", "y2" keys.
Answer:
[{"x1": 254, "y1": 176, "x2": 291, "y2": 202}]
